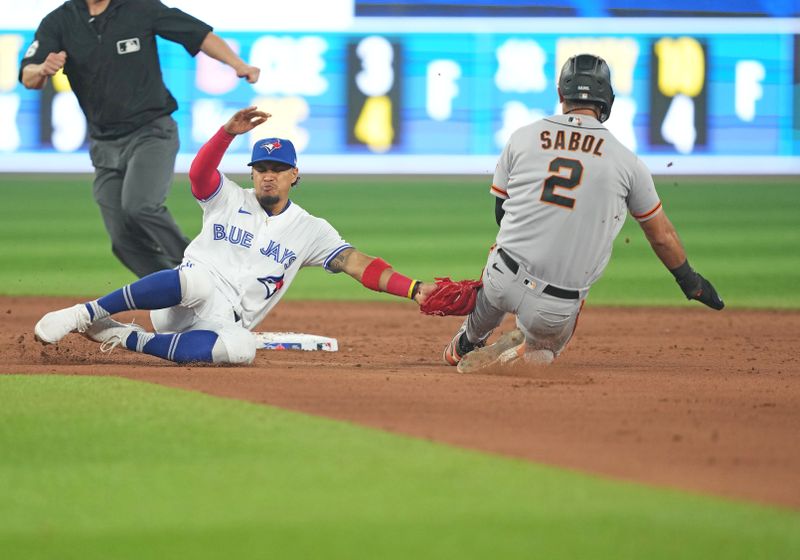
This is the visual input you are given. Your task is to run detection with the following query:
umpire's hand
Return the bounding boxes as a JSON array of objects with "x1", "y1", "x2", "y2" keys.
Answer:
[
  {"x1": 235, "y1": 63, "x2": 260, "y2": 84},
  {"x1": 40, "y1": 51, "x2": 67, "y2": 77}
]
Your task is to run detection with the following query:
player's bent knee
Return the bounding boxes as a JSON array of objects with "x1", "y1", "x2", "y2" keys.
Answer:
[
  {"x1": 149, "y1": 308, "x2": 170, "y2": 333},
  {"x1": 178, "y1": 267, "x2": 215, "y2": 309},
  {"x1": 212, "y1": 326, "x2": 256, "y2": 364}
]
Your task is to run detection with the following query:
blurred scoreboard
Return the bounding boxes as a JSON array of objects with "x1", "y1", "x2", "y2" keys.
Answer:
[{"x1": 0, "y1": 18, "x2": 798, "y2": 174}]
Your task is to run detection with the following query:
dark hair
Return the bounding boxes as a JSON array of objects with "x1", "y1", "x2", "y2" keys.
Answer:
[{"x1": 563, "y1": 100, "x2": 603, "y2": 119}]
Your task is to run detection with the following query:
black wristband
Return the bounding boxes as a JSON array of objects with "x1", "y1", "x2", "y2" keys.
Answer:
[
  {"x1": 669, "y1": 259, "x2": 704, "y2": 300},
  {"x1": 669, "y1": 259, "x2": 694, "y2": 282},
  {"x1": 410, "y1": 280, "x2": 421, "y2": 300}
]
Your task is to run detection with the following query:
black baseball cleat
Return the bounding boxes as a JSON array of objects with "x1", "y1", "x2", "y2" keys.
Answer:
[{"x1": 443, "y1": 326, "x2": 486, "y2": 366}]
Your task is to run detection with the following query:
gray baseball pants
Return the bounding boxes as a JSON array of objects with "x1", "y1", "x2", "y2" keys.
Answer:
[
  {"x1": 464, "y1": 247, "x2": 586, "y2": 356},
  {"x1": 89, "y1": 115, "x2": 189, "y2": 278}
]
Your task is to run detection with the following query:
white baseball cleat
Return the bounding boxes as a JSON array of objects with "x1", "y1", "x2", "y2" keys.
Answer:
[
  {"x1": 525, "y1": 349, "x2": 555, "y2": 366},
  {"x1": 456, "y1": 329, "x2": 525, "y2": 374},
  {"x1": 34, "y1": 304, "x2": 93, "y2": 345},
  {"x1": 83, "y1": 317, "x2": 144, "y2": 353}
]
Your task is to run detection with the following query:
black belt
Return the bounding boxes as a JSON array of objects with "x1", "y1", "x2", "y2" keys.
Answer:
[{"x1": 496, "y1": 248, "x2": 580, "y2": 300}]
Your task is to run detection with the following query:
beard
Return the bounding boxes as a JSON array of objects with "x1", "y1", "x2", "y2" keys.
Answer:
[{"x1": 256, "y1": 194, "x2": 281, "y2": 211}]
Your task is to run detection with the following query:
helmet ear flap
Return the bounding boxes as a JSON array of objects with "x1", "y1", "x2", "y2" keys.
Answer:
[{"x1": 602, "y1": 92, "x2": 615, "y2": 122}]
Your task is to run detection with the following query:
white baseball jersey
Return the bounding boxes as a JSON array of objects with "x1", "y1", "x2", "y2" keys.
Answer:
[
  {"x1": 491, "y1": 113, "x2": 661, "y2": 290},
  {"x1": 182, "y1": 174, "x2": 351, "y2": 329}
]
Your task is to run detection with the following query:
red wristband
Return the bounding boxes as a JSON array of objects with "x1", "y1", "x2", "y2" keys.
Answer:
[
  {"x1": 361, "y1": 258, "x2": 391, "y2": 291},
  {"x1": 386, "y1": 272, "x2": 417, "y2": 299}
]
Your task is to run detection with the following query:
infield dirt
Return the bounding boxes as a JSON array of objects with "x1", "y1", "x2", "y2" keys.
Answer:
[{"x1": 2, "y1": 296, "x2": 798, "y2": 509}]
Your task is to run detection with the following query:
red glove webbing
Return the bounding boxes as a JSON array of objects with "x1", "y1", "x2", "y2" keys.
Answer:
[
  {"x1": 190, "y1": 126, "x2": 235, "y2": 200},
  {"x1": 419, "y1": 278, "x2": 482, "y2": 316}
]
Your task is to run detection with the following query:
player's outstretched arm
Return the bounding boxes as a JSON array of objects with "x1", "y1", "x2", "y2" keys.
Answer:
[
  {"x1": 189, "y1": 107, "x2": 270, "y2": 200},
  {"x1": 638, "y1": 211, "x2": 724, "y2": 310},
  {"x1": 328, "y1": 248, "x2": 432, "y2": 305},
  {"x1": 199, "y1": 32, "x2": 260, "y2": 83}
]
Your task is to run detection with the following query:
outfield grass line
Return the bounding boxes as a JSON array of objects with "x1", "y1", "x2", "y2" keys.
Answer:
[
  {"x1": 0, "y1": 176, "x2": 798, "y2": 307},
  {"x1": 1, "y1": 375, "x2": 798, "y2": 560}
]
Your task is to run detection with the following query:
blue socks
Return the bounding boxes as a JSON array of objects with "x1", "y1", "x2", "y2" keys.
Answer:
[
  {"x1": 83, "y1": 269, "x2": 220, "y2": 363},
  {"x1": 125, "y1": 330, "x2": 218, "y2": 364},
  {"x1": 86, "y1": 269, "x2": 182, "y2": 319}
]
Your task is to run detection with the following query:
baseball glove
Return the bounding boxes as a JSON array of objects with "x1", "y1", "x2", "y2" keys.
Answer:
[{"x1": 420, "y1": 277, "x2": 482, "y2": 316}]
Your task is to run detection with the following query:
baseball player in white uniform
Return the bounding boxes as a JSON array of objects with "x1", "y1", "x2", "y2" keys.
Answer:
[
  {"x1": 445, "y1": 54, "x2": 724, "y2": 373},
  {"x1": 34, "y1": 107, "x2": 434, "y2": 364}
]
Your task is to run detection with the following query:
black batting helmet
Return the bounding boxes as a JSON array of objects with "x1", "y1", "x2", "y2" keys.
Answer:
[{"x1": 558, "y1": 54, "x2": 615, "y2": 122}]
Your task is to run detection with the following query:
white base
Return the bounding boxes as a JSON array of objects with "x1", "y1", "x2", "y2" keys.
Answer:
[{"x1": 253, "y1": 332, "x2": 338, "y2": 352}]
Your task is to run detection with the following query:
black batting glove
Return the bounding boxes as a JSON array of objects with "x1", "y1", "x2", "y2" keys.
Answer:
[
  {"x1": 681, "y1": 274, "x2": 725, "y2": 310},
  {"x1": 670, "y1": 260, "x2": 724, "y2": 310}
]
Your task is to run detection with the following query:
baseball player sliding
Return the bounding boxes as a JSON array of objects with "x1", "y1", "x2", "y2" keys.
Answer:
[
  {"x1": 34, "y1": 107, "x2": 435, "y2": 364},
  {"x1": 444, "y1": 54, "x2": 724, "y2": 374}
]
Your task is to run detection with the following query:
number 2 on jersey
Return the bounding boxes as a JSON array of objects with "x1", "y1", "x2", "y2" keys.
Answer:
[{"x1": 541, "y1": 157, "x2": 584, "y2": 209}]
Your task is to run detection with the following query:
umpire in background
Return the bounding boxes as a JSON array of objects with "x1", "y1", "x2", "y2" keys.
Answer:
[{"x1": 19, "y1": 0, "x2": 260, "y2": 277}]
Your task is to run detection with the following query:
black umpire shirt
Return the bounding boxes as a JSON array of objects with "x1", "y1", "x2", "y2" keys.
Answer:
[{"x1": 19, "y1": 0, "x2": 212, "y2": 140}]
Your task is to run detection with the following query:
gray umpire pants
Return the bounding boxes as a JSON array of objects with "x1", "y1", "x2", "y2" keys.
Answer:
[
  {"x1": 464, "y1": 247, "x2": 586, "y2": 356},
  {"x1": 89, "y1": 115, "x2": 189, "y2": 278}
]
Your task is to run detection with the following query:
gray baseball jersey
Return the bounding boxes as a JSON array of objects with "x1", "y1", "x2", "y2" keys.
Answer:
[{"x1": 492, "y1": 113, "x2": 661, "y2": 290}]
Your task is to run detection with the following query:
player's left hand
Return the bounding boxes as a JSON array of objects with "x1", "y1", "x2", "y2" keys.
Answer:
[
  {"x1": 224, "y1": 106, "x2": 270, "y2": 135},
  {"x1": 677, "y1": 272, "x2": 724, "y2": 310},
  {"x1": 236, "y1": 64, "x2": 260, "y2": 84},
  {"x1": 413, "y1": 282, "x2": 437, "y2": 307}
]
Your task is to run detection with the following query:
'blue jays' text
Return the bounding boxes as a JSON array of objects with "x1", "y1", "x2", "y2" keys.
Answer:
[{"x1": 213, "y1": 224, "x2": 297, "y2": 269}]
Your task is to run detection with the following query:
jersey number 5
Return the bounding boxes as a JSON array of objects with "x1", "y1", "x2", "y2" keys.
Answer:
[{"x1": 541, "y1": 157, "x2": 584, "y2": 209}]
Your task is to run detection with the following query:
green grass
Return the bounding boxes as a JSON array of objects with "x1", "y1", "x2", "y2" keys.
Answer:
[
  {"x1": 1, "y1": 375, "x2": 797, "y2": 560},
  {"x1": 0, "y1": 174, "x2": 798, "y2": 307}
]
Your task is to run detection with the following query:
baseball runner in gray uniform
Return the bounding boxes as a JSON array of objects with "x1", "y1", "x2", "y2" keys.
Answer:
[{"x1": 445, "y1": 54, "x2": 724, "y2": 374}]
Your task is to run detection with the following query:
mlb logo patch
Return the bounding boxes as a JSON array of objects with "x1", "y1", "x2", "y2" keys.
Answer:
[
  {"x1": 24, "y1": 40, "x2": 39, "y2": 59},
  {"x1": 117, "y1": 38, "x2": 140, "y2": 55}
]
